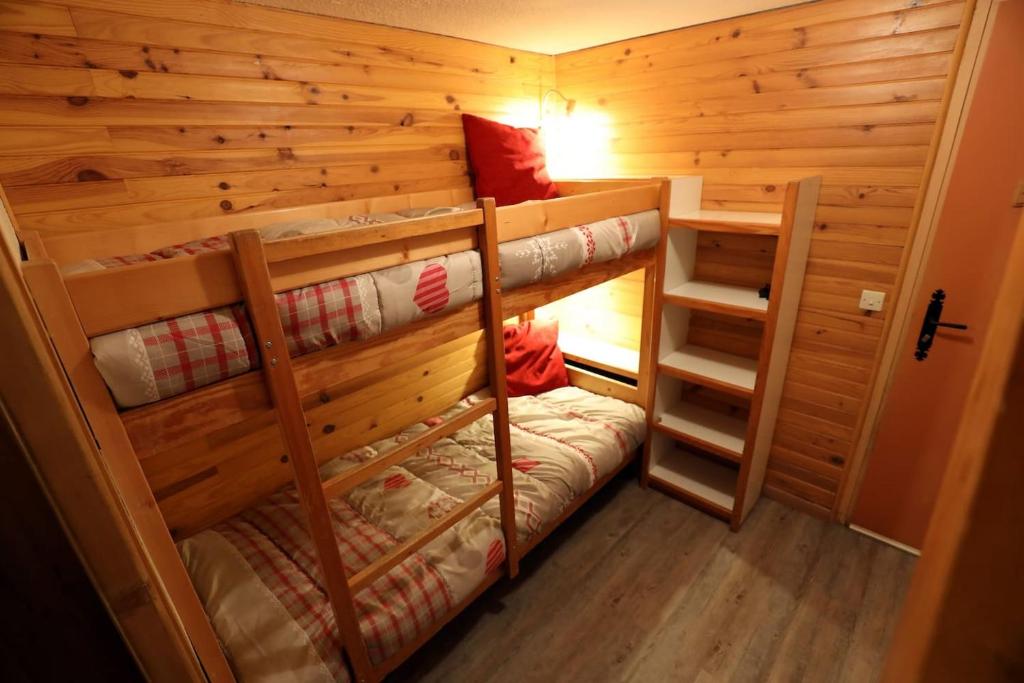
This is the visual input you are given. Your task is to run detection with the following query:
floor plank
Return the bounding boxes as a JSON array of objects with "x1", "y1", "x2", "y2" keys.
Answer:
[{"x1": 391, "y1": 470, "x2": 915, "y2": 682}]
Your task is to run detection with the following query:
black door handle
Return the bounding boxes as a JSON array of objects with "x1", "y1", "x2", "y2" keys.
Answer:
[{"x1": 915, "y1": 289, "x2": 969, "y2": 361}]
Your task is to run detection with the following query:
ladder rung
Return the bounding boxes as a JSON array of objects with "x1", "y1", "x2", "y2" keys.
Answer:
[
  {"x1": 321, "y1": 397, "x2": 496, "y2": 500},
  {"x1": 348, "y1": 480, "x2": 503, "y2": 594}
]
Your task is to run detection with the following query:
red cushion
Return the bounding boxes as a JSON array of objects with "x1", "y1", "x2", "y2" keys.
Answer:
[
  {"x1": 461, "y1": 113, "x2": 559, "y2": 207},
  {"x1": 503, "y1": 319, "x2": 569, "y2": 397}
]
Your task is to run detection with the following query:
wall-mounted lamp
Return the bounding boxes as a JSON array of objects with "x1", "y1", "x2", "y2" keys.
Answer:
[
  {"x1": 541, "y1": 89, "x2": 577, "y2": 120},
  {"x1": 537, "y1": 89, "x2": 611, "y2": 179}
]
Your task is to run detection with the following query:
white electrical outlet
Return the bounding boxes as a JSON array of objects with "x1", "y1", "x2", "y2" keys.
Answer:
[{"x1": 859, "y1": 289, "x2": 886, "y2": 312}]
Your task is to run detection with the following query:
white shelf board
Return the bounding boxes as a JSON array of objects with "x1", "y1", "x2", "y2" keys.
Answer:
[
  {"x1": 672, "y1": 209, "x2": 782, "y2": 227},
  {"x1": 670, "y1": 210, "x2": 782, "y2": 235},
  {"x1": 664, "y1": 280, "x2": 769, "y2": 317},
  {"x1": 654, "y1": 400, "x2": 747, "y2": 460},
  {"x1": 558, "y1": 332, "x2": 639, "y2": 377},
  {"x1": 648, "y1": 451, "x2": 737, "y2": 511},
  {"x1": 660, "y1": 345, "x2": 758, "y2": 395}
]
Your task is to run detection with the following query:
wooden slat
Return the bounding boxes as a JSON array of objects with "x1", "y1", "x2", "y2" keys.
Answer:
[
  {"x1": 320, "y1": 398, "x2": 496, "y2": 499},
  {"x1": 0, "y1": 32, "x2": 539, "y2": 99},
  {"x1": 229, "y1": 229, "x2": 373, "y2": 680},
  {"x1": 62, "y1": 3, "x2": 547, "y2": 75},
  {"x1": 42, "y1": 186, "x2": 475, "y2": 265},
  {"x1": 494, "y1": 184, "x2": 661, "y2": 241},
  {"x1": 348, "y1": 481, "x2": 503, "y2": 594},
  {"x1": 0, "y1": 63, "x2": 517, "y2": 112},
  {"x1": 6, "y1": 160, "x2": 468, "y2": 213},
  {"x1": 0, "y1": 145, "x2": 461, "y2": 188},
  {"x1": 0, "y1": 1, "x2": 77, "y2": 36},
  {"x1": 268, "y1": 228, "x2": 476, "y2": 292},
  {"x1": 566, "y1": 365, "x2": 640, "y2": 405},
  {"x1": 263, "y1": 209, "x2": 483, "y2": 262},
  {"x1": 66, "y1": 250, "x2": 240, "y2": 337},
  {"x1": 65, "y1": 208, "x2": 484, "y2": 336}
]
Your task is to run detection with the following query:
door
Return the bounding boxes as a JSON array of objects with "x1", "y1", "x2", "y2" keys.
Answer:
[{"x1": 851, "y1": 0, "x2": 1024, "y2": 549}]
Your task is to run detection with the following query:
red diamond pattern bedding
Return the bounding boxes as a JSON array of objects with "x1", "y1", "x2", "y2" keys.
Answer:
[{"x1": 179, "y1": 386, "x2": 645, "y2": 682}]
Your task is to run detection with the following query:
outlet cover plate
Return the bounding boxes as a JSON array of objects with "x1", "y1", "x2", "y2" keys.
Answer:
[{"x1": 859, "y1": 289, "x2": 886, "y2": 312}]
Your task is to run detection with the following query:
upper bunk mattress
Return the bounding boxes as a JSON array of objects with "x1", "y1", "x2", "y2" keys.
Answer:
[
  {"x1": 77, "y1": 205, "x2": 660, "y2": 408},
  {"x1": 179, "y1": 386, "x2": 645, "y2": 682}
]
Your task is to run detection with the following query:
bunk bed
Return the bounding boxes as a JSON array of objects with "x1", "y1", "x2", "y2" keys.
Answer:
[{"x1": 21, "y1": 179, "x2": 668, "y2": 682}]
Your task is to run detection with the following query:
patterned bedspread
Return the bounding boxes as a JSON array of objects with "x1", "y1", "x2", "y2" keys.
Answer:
[
  {"x1": 180, "y1": 386, "x2": 646, "y2": 682},
  {"x1": 71, "y1": 204, "x2": 659, "y2": 408}
]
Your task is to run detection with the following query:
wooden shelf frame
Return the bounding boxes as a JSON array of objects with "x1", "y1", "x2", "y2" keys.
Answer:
[
  {"x1": 21, "y1": 179, "x2": 668, "y2": 683},
  {"x1": 643, "y1": 175, "x2": 821, "y2": 530}
]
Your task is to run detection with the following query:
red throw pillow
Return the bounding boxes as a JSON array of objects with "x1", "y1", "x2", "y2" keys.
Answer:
[
  {"x1": 503, "y1": 319, "x2": 570, "y2": 397},
  {"x1": 461, "y1": 113, "x2": 559, "y2": 207}
]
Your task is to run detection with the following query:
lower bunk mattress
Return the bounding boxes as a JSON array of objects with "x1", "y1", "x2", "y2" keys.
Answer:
[{"x1": 179, "y1": 386, "x2": 645, "y2": 682}]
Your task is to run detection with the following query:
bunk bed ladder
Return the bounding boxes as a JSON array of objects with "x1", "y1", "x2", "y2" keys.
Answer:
[
  {"x1": 230, "y1": 230, "x2": 376, "y2": 681},
  {"x1": 229, "y1": 199, "x2": 521, "y2": 680},
  {"x1": 477, "y1": 196, "x2": 520, "y2": 577}
]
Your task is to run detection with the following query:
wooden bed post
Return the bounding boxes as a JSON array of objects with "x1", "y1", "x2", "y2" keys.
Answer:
[
  {"x1": 639, "y1": 178, "x2": 672, "y2": 487},
  {"x1": 229, "y1": 230, "x2": 375, "y2": 682},
  {"x1": 476, "y1": 197, "x2": 520, "y2": 578},
  {"x1": 20, "y1": 260, "x2": 235, "y2": 683}
]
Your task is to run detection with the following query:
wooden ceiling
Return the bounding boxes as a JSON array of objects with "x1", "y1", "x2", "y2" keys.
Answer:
[{"x1": 242, "y1": 0, "x2": 808, "y2": 54}]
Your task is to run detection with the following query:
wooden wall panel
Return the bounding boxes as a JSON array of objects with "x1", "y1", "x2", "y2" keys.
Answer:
[
  {"x1": 556, "y1": 0, "x2": 971, "y2": 515},
  {"x1": 2, "y1": 0, "x2": 974, "y2": 524},
  {"x1": 0, "y1": 0, "x2": 554, "y2": 237}
]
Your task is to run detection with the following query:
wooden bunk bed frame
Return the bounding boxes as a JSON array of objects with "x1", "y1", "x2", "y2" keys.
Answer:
[{"x1": 20, "y1": 178, "x2": 668, "y2": 682}]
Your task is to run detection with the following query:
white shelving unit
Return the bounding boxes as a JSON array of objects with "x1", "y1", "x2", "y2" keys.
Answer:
[{"x1": 643, "y1": 175, "x2": 821, "y2": 529}]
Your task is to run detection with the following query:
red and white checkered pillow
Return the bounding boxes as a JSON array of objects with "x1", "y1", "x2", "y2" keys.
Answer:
[
  {"x1": 135, "y1": 304, "x2": 257, "y2": 400},
  {"x1": 274, "y1": 274, "x2": 381, "y2": 357}
]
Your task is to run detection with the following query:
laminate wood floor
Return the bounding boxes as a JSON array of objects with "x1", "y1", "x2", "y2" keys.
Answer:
[{"x1": 391, "y1": 469, "x2": 915, "y2": 683}]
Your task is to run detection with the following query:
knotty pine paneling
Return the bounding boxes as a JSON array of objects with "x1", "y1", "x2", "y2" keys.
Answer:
[
  {"x1": 1, "y1": 0, "x2": 973, "y2": 522},
  {"x1": 555, "y1": 0, "x2": 970, "y2": 516},
  {"x1": 0, "y1": 0, "x2": 554, "y2": 236}
]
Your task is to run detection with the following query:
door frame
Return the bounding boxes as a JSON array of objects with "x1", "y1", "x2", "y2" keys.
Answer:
[{"x1": 835, "y1": 0, "x2": 1000, "y2": 523}]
